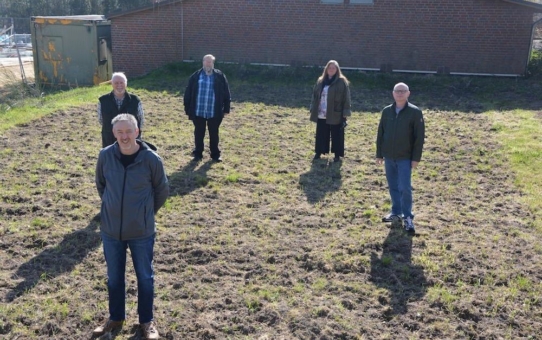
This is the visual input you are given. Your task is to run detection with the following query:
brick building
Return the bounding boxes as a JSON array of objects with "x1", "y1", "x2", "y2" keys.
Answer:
[{"x1": 107, "y1": 0, "x2": 542, "y2": 77}]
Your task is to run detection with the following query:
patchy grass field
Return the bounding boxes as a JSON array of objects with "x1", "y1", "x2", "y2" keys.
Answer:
[{"x1": 1, "y1": 64, "x2": 542, "y2": 339}]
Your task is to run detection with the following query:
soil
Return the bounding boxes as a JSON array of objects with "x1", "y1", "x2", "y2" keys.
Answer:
[{"x1": 0, "y1": 75, "x2": 541, "y2": 339}]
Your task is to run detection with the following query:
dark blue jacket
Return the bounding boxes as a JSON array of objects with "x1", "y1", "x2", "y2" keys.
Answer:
[
  {"x1": 96, "y1": 140, "x2": 169, "y2": 240},
  {"x1": 183, "y1": 68, "x2": 231, "y2": 120}
]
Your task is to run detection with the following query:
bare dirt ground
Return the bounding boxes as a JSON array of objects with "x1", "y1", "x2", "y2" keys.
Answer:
[{"x1": 0, "y1": 73, "x2": 541, "y2": 339}]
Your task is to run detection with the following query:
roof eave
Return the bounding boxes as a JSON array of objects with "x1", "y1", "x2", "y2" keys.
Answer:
[
  {"x1": 106, "y1": 0, "x2": 182, "y2": 19},
  {"x1": 500, "y1": 0, "x2": 542, "y2": 11}
]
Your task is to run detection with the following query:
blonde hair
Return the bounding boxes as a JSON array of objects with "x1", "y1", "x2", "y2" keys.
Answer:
[{"x1": 318, "y1": 60, "x2": 349, "y2": 84}]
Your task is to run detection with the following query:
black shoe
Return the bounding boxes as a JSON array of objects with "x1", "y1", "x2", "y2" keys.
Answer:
[
  {"x1": 313, "y1": 154, "x2": 321, "y2": 160},
  {"x1": 191, "y1": 155, "x2": 203, "y2": 162},
  {"x1": 404, "y1": 216, "x2": 415, "y2": 234},
  {"x1": 333, "y1": 156, "x2": 341, "y2": 162},
  {"x1": 212, "y1": 157, "x2": 222, "y2": 162}
]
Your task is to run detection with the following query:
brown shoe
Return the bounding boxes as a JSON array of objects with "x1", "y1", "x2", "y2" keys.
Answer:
[
  {"x1": 93, "y1": 319, "x2": 124, "y2": 336},
  {"x1": 141, "y1": 320, "x2": 160, "y2": 339}
]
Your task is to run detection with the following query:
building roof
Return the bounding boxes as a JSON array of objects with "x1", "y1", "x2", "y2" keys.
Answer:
[
  {"x1": 32, "y1": 15, "x2": 108, "y2": 21},
  {"x1": 106, "y1": 0, "x2": 542, "y2": 19},
  {"x1": 106, "y1": 0, "x2": 182, "y2": 19},
  {"x1": 500, "y1": 0, "x2": 542, "y2": 10},
  {"x1": 107, "y1": 0, "x2": 542, "y2": 19}
]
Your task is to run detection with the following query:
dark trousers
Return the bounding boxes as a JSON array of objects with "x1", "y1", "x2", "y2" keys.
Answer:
[
  {"x1": 193, "y1": 115, "x2": 222, "y2": 158},
  {"x1": 315, "y1": 119, "x2": 344, "y2": 157}
]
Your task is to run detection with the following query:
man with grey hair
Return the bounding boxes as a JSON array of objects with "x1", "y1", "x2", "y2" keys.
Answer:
[
  {"x1": 98, "y1": 72, "x2": 145, "y2": 148},
  {"x1": 376, "y1": 82, "x2": 425, "y2": 233},
  {"x1": 94, "y1": 114, "x2": 168, "y2": 339},
  {"x1": 184, "y1": 54, "x2": 231, "y2": 162}
]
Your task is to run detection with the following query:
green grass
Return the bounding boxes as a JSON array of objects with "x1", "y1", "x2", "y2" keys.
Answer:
[
  {"x1": 2, "y1": 63, "x2": 542, "y2": 339},
  {"x1": 490, "y1": 110, "x2": 542, "y2": 231},
  {"x1": 0, "y1": 84, "x2": 108, "y2": 133}
]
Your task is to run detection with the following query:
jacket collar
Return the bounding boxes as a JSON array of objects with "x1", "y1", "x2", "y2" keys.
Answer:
[
  {"x1": 320, "y1": 75, "x2": 339, "y2": 86},
  {"x1": 392, "y1": 101, "x2": 411, "y2": 113},
  {"x1": 112, "y1": 139, "x2": 149, "y2": 159},
  {"x1": 198, "y1": 68, "x2": 220, "y2": 76},
  {"x1": 109, "y1": 91, "x2": 132, "y2": 101}
]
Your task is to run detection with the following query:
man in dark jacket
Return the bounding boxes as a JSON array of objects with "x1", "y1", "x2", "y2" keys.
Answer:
[
  {"x1": 94, "y1": 114, "x2": 168, "y2": 339},
  {"x1": 184, "y1": 54, "x2": 231, "y2": 162},
  {"x1": 376, "y1": 82, "x2": 425, "y2": 233},
  {"x1": 98, "y1": 72, "x2": 145, "y2": 148}
]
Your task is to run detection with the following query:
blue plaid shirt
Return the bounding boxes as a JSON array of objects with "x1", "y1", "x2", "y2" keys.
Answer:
[{"x1": 195, "y1": 72, "x2": 215, "y2": 119}]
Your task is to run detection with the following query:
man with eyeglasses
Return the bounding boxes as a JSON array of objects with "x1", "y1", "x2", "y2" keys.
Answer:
[{"x1": 376, "y1": 82, "x2": 425, "y2": 233}]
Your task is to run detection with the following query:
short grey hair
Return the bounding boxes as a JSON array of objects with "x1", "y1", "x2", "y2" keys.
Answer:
[
  {"x1": 111, "y1": 72, "x2": 127, "y2": 84},
  {"x1": 203, "y1": 54, "x2": 216, "y2": 62},
  {"x1": 394, "y1": 82, "x2": 409, "y2": 91},
  {"x1": 111, "y1": 113, "x2": 137, "y2": 129}
]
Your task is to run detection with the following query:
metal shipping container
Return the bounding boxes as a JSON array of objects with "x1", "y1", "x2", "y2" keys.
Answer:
[{"x1": 31, "y1": 15, "x2": 112, "y2": 87}]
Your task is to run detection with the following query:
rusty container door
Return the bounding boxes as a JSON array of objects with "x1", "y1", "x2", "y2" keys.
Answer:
[{"x1": 31, "y1": 15, "x2": 112, "y2": 87}]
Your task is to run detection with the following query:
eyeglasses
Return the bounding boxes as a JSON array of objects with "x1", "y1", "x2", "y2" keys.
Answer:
[{"x1": 393, "y1": 90, "x2": 408, "y2": 94}]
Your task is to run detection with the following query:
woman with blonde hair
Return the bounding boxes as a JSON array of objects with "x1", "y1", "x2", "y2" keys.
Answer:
[{"x1": 309, "y1": 60, "x2": 352, "y2": 162}]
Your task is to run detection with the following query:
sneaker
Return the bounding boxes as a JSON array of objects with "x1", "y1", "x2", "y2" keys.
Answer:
[
  {"x1": 404, "y1": 216, "x2": 415, "y2": 233},
  {"x1": 141, "y1": 320, "x2": 160, "y2": 339},
  {"x1": 382, "y1": 213, "x2": 400, "y2": 223},
  {"x1": 313, "y1": 153, "x2": 321, "y2": 160},
  {"x1": 93, "y1": 319, "x2": 124, "y2": 336}
]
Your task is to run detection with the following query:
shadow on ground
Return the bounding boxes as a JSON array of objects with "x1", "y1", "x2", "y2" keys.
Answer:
[
  {"x1": 130, "y1": 62, "x2": 542, "y2": 113},
  {"x1": 168, "y1": 159, "x2": 215, "y2": 197},
  {"x1": 6, "y1": 214, "x2": 101, "y2": 302},
  {"x1": 370, "y1": 225, "x2": 427, "y2": 316},
  {"x1": 299, "y1": 159, "x2": 343, "y2": 204}
]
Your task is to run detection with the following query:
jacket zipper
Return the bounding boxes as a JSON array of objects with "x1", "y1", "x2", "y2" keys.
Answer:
[
  {"x1": 119, "y1": 169, "x2": 127, "y2": 240},
  {"x1": 391, "y1": 109, "x2": 398, "y2": 159},
  {"x1": 118, "y1": 154, "x2": 143, "y2": 240}
]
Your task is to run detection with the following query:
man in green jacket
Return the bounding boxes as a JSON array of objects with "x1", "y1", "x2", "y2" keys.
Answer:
[{"x1": 376, "y1": 82, "x2": 425, "y2": 233}]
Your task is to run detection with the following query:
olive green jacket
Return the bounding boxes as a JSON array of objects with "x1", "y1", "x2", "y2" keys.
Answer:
[
  {"x1": 376, "y1": 102, "x2": 425, "y2": 162},
  {"x1": 309, "y1": 76, "x2": 351, "y2": 125}
]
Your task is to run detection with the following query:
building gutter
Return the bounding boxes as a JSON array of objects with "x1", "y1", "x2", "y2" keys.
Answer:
[
  {"x1": 343, "y1": 67, "x2": 520, "y2": 77},
  {"x1": 180, "y1": 61, "x2": 521, "y2": 77},
  {"x1": 448, "y1": 72, "x2": 519, "y2": 77}
]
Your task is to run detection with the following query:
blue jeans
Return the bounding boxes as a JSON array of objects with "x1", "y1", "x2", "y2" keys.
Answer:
[
  {"x1": 384, "y1": 159, "x2": 413, "y2": 219},
  {"x1": 101, "y1": 232, "x2": 155, "y2": 324}
]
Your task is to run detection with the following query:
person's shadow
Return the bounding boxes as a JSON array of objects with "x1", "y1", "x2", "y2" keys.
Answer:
[
  {"x1": 369, "y1": 226, "x2": 427, "y2": 317},
  {"x1": 168, "y1": 159, "x2": 215, "y2": 196},
  {"x1": 299, "y1": 159, "x2": 342, "y2": 204},
  {"x1": 7, "y1": 214, "x2": 102, "y2": 302}
]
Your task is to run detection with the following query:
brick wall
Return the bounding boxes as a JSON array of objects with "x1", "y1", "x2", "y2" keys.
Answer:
[
  {"x1": 111, "y1": 0, "x2": 538, "y2": 77},
  {"x1": 110, "y1": 3, "x2": 183, "y2": 77}
]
